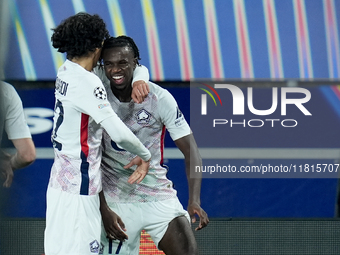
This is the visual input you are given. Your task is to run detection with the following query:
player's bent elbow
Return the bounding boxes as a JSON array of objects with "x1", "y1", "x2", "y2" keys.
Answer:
[
  {"x1": 12, "y1": 138, "x2": 36, "y2": 166},
  {"x1": 21, "y1": 149, "x2": 36, "y2": 165}
]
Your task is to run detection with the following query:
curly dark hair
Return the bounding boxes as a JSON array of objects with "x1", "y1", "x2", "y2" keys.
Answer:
[
  {"x1": 51, "y1": 12, "x2": 109, "y2": 59},
  {"x1": 101, "y1": 36, "x2": 141, "y2": 65}
]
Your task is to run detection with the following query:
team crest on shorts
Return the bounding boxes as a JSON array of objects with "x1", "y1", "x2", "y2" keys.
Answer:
[
  {"x1": 136, "y1": 109, "x2": 151, "y2": 125},
  {"x1": 89, "y1": 240, "x2": 100, "y2": 253},
  {"x1": 99, "y1": 242, "x2": 104, "y2": 254},
  {"x1": 94, "y1": 87, "x2": 107, "y2": 100}
]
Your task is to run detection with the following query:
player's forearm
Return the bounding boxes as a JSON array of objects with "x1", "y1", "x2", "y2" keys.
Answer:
[
  {"x1": 175, "y1": 134, "x2": 203, "y2": 205},
  {"x1": 132, "y1": 65, "x2": 149, "y2": 85},
  {"x1": 10, "y1": 153, "x2": 32, "y2": 170},
  {"x1": 118, "y1": 140, "x2": 151, "y2": 162},
  {"x1": 188, "y1": 136, "x2": 203, "y2": 204},
  {"x1": 188, "y1": 180, "x2": 202, "y2": 205},
  {"x1": 186, "y1": 156, "x2": 202, "y2": 205},
  {"x1": 99, "y1": 191, "x2": 109, "y2": 212},
  {"x1": 10, "y1": 138, "x2": 36, "y2": 170},
  {"x1": 101, "y1": 116, "x2": 151, "y2": 161}
]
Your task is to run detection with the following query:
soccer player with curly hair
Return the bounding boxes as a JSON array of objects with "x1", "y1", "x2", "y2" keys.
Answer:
[{"x1": 44, "y1": 13, "x2": 151, "y2": 255}]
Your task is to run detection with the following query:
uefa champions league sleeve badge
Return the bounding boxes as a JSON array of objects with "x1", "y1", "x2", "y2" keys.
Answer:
[{"x1": 94, "y1": 87, "x2": 107, "y2": 100}]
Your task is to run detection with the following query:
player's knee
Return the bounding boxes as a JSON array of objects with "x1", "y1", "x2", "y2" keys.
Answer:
[{"x1": 160, "y1": 240, "x2": 198, "y2": 255}]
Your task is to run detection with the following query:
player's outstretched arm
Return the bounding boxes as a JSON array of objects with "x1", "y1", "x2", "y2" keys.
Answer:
[
  {"x1": 100, "y1": 116, "x2": 151, "y2": 183},
  {"x1": 174, "y1": 134, "x2": 209, "y2": 231},
  {"x1": 99, "y1": 191, "x2": 128, "y2": 241},
  {"x1": 100, "y1": 115, "x2": 151, "y2": 163}
]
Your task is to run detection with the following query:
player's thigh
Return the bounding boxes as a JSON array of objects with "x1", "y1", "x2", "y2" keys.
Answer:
[
  {"x1": 143, "y1": 198, "x2": 194, "y2": 253},
  {"x1": 159, "y1": 215, "x2": 198, "y2": 255}
]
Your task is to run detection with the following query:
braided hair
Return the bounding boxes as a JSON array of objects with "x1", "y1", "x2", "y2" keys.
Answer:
[{"x1": 102, "y1": 36, "x2": 141, "y2": 65}]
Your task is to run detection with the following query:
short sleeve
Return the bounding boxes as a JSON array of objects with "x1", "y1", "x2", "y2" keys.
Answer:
[
  {"x1": 2, "y1": 82, "x2": 32, "y2": 140},
  {"x1": 74, "y1": 75, "x2": 116, "y2": 125},
  {"x1": 158, "y1": 88, "x2": 191, "y2": 141}
]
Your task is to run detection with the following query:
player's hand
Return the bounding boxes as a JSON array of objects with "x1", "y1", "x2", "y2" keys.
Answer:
[
  {"x1": 124, "y1": 156, "x2": 150, "y2": 184},
  {"x1": 187, "y1": 202, "x2": 209, "y2": 231},
  {"x1": 131, "y1": 80, "x2": 150, "y2": 104},
  {"x1": 101, "y1": 207, "x2": 128, "y2": 241},
  {"x1": 0, "y1": 150, "x2": 14, "y2": 188}
]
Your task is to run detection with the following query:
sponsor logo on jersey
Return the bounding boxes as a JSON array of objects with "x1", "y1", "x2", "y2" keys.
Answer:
[
  {"x1": 98, "y1": 103, "x2": 110, "y2": 109},
  {"x1": 94, "y1": 87, "x2": 107, "y2": 100},
  {"x1": 175, "y1": 107, "x2": 185, "y2": 127},
  {"x1": 90, "y1": 239, "x2": 100, "y2": 253},
  {"x1": 136, "y1": 109, "x2": 151, "y2": 125}
]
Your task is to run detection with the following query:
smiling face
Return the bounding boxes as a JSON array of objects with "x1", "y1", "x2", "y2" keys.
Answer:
[{"x1": 102, "y1": 46, "x2": 136, "y2": 90}]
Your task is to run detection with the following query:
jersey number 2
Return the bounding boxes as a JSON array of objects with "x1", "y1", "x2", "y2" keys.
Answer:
[{"x1": 51, "y1": 99, "x2": 64, "y2": 151}]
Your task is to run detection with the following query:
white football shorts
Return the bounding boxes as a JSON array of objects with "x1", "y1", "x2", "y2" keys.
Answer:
[
  {"x1": 100, "y1": 197, "x2": 190, "y2": 255},
  {"x1": 44, "y1": 187, "x2": 103, "y2": 255}
]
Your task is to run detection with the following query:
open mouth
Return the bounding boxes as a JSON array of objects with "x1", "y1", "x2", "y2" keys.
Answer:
[{"x1": 112, "y1": 75, "x2": 124, "y2": 84}]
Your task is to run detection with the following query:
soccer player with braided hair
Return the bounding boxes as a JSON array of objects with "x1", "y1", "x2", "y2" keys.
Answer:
[
  {"x1": 98, "y1": 36, "x2": 209, "y2": 255},
  {"x1": 45, "y1": 13, "x2": 151, "y2": 255}
]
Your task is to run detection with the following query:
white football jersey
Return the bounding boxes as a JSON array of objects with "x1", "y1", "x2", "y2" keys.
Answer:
[
  {"x1": 49, "y1": 60, "x2": 119, "y2": 195},
  {"x1": 101, "y1": 82, "x2": 191, "y2": 203}
]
